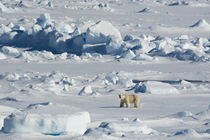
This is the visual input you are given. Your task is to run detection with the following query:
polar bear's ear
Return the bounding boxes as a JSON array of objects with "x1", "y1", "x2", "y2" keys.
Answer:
[{"x1": 119, "y1": 95, "x2": 121, "y2": 98}]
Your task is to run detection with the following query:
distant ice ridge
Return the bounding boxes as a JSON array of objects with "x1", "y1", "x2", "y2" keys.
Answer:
[
  {"x1": 0, "y1": 13, "x2": 122, "y2": 55},
  {"x1": 0, "y1": 13, "x2": 209, "y2": 62}
]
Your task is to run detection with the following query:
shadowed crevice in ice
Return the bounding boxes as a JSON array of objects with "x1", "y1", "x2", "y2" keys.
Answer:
[
  {"x1": 0, "y1": 97, "x2": 18, "y2": 102},
  {"x1": 43, "y1": 131, "x2": 67, "y2": 136},
  {"x1": 26, "y1": 102, "x2": 52, "y2": 109}
]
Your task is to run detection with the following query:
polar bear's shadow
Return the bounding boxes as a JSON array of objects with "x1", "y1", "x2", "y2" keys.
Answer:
[
  {"x1": 100, "y1": 103, "x2": 144, "y2": 109},
  {"x1": 100, "y1": 106, "x2": 120, "y2": 109}
]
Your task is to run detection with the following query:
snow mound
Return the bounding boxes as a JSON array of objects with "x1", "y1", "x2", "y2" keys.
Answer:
[
  {"x1": 174, "y1": 129, "x2": 199, "y2": 136},
  {"x1": 0, "y1": 2, "x2": 10, "y2": 13},
  {"x1": 2, "y1": 112, "x2": 90, "y2": 136},
  {"x1": 36, "y1": 13, "x2": 53, "y2": 28},
  {"x1": 5, "y1": 72, "x2": 20, "y2": 81},
  {"x1": 121, "y1": 50, "x2": 154, "y2": 61},
  {"x1": 0, "y1": 52, "x2": 6, "y2": 59},
  {"x1": 190, "y1": 19, "x2": 210, "y2": 30},
  {"x1": 31, "y1": 71, "x2": 74, "y2": 94},
  {"x1": 19, "y1": 50, "x2": 56, "y2": 61},
  {"x1": 133, "y1": 53, "x2": 154, "y2": 61},
  {"x1": 179, "y1": 80, "x2": 196, "y2": 90},
  {"x1": 168, "y1": 111, "x2": 193, "y2": 118},
  {"x1": 86, "y1": 20, "x2": 121, "y2": 44},
  {"x1": 79, "y1": 86, "x2": 92, "y2": 95},
  {"x1": 121, "y1": 50, "x2": 136, "y2": 59},
  {"x1": 83, "y1": 120, "x2": 159, "y2": 138},
  {"x1": 195, "y1": 109, "x2": 210, "y2": 121},
  {"x1": 1, "y1": 46, "x2": 20, "y2": 57},
  {"x1": 79, "y1": 85, "x2": 101, "y2": 96},
  {"x1": 148, "y1": 36, "x2": 210, "y2": 62},
  {"x1": 99, "y1": 72, "x2": 133, "y2": 87},
  {"x1": 134, "y1": 81, "x2": 179, "y2": 94},
  {"x1": 99, "y1": 121, "x2": 158, "y2": 135}
]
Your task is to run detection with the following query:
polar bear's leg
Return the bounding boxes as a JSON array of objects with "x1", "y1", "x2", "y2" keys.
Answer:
[
  {"x1": 120, "y1": 101, "x2": 124, "y2": 107},
  {"x1": 125, "y1": 101, "x2": 130, "y2": 108},
  {"x1": 134, "y1": 102, "x2": 139, "y2": 108},
  {"x1": 134, "y1": 97, "x2": 140, "y2": 108}
]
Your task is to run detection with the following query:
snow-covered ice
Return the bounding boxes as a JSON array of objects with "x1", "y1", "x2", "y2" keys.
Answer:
[
  {"x1": 2, "y1": 111, "x2": 90, "y2": 137},
  {"x1": 0, "y1": 0, "x2": 210, "y2": 139}
]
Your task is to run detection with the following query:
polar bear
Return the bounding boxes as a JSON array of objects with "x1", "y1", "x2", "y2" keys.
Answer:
[{"x1": 119, "y1": 94, "x2": 140, "y2": 108}]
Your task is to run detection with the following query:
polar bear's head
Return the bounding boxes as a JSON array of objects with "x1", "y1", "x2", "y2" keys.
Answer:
[{"x1": 119, "y1": 94, "x2": 126, "y2": 99}]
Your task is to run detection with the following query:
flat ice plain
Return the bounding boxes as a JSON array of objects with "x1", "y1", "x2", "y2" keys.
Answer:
[{"x1": 0, "y1": 0, "x2": 210, "y2": 139}]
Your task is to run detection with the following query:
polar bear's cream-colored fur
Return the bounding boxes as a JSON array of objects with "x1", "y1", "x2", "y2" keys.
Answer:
[{"x1": 119, "y1": 94, "x2": 140, "y2": 108}]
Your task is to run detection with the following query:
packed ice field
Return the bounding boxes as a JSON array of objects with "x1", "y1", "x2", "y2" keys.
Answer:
[{"x1": 0, "y1": 0, "x2": 210, "y2": 140}]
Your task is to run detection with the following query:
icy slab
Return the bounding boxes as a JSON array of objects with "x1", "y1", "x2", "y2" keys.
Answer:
[
  {"x1": 86, "y1": 20, "x2": 122, "y2": 44},
  {"x1": 121, "y1": 50, "x2": 136, "y2": 59},
  {"x1": 134, "y1": 81, "x2": 179, "y2": 94},
  {"x1": 2, "y1": 103, "x2": 91, "y2": 137},
  {"x1": 79, "y1": 86, "x2": 93, "y2": 95},
  {"x1": 78, "y1": 85, "x2": 100, "y2": 96},
  {"x1": 168, "y1": 111, "x2": 193, "y2": 118},
  {"x1": 2, "y1": 112, "x2": 90, "y2": 137},
  {"x1": 0, "y1": 105, "x2": 19, "y2": 130},
  {"x1": 86, "y1": 20, "x2": 123, "y2": 54}
]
